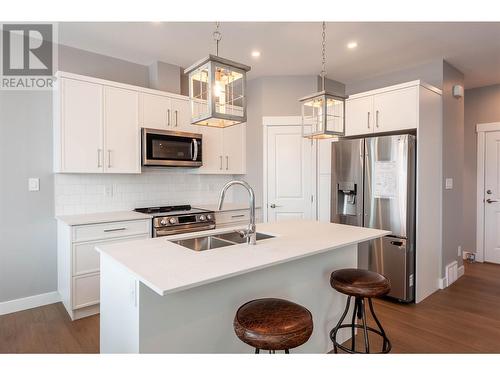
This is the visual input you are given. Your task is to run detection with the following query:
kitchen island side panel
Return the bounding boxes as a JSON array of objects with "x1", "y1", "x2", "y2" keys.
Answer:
[
  {"x1": 100, "y1": 254, "x2": 140, "y2": 353},
  {"x1": 137, "y1": 244, "x2": 357, "y2": 353}
]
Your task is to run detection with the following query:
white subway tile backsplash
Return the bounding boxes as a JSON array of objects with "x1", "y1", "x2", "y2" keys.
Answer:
[{"x1": 54, "y1": 171, "x2": 237, "y2": 216}]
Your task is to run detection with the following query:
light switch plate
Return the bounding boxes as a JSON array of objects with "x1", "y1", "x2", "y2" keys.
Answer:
[
  {"x1": 28, "y1": 178, "x2": 40, "y2": 191},
  {"x1": 445, "y1": 178, "x2": 453, "y2": 190}
]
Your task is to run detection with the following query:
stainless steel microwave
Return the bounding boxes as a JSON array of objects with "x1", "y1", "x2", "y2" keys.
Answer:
[{"x1": 141, "y1": 128, "x2": 203, "y2": 167}]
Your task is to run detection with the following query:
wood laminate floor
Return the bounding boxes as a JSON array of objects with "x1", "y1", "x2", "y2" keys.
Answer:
[{"x1": 0, "y1": 262, "x2": 499, "y2": 353}]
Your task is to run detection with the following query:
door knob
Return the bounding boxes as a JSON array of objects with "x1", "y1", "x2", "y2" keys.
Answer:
[
  {"x1": 487, "y1": 189, "x2": 493, "y2": 194},
  {"x1": 270, "y1": 203, "x2": 282, "y2": 208},
  {"x1": 486, "y1": 199, "x2": 498, "y2": 204}
]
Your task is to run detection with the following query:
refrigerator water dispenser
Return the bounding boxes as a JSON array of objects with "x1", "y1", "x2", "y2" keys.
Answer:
[{"x1": 337, "y1": 182, "x2": 357, "y2": 216}]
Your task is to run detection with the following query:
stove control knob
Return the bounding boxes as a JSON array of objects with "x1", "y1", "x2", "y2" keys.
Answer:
[
  {"x1": 199, "y1": 215, "x2": 206, "y2": 221},
  {"x1": 206, "y1": 214, "x2": 213, "y2": 221},
  {"x1": 169, "y1": 218, "x2": 177, "y2": 225},
  {"x1": 160, "y1": 219, "x2": 167, "y2": 226}
]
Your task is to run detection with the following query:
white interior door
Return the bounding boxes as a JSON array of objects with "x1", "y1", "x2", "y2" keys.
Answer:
[
  {"x1": 266, "y1": 125, "x2": 314, "y2": 222},
  {"x1": 484, "y1": 131, "x2": 500, "y2": 263}
]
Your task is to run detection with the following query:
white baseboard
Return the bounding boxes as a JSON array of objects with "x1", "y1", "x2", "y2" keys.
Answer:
[
  {"x1": 438, "y1": 264, "x2": 465, "y2": 290},
  {"x1": 0, "y1": 291, "x2": 61, "y2": 315},
  {"x1": 438, "y1": 277, "x2": 447, "y2": 289}
]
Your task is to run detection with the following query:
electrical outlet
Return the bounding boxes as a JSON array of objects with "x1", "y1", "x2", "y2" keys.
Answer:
[
  {"x1": 458, "y1": 245, "x2": 462, "y2": 257},
  {"x1": 105, "y1": 184, "x2": 113, "y2": 198}
]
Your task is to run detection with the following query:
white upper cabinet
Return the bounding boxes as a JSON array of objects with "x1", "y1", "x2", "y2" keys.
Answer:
[
  {"x1": 139, "y1": 93, "x2": 171, "y2": 130},
  {"x1": 171, "y1": 98, "x2": 193, "y2": 132},
  {"x1": 345, "y1": 96, "x2": 373, "y2": 137},
  {"x1": 55, "y1": 78, "x2": 103, "y2": 173},
  {"x1": 222, "y1": 123, "x2": 246, "y2": 174},
  {"x1": 373, "y1": 86, "x2": 418, "y2": 132},
  {"x1": 54, "y1": 74, "x2": 141, "y2": 174},
  {"x1": 139, "y1": 93, "x2": 193, "y2": 133},
  {"x1": 196, "y1": 123, "x2": 246, "y2": 175},
  {"x1": 103, "y1": 87, "x2": 140, "y2": 173},
  {"x1": 198, "y1": 125, "x2": 224, "y2": 173},
  {"x1": 54, "y1": 71, "x2": 245, "y2": 174},
  {"x1": 345, "y1": 81, "x2": 424, "y2": 137}
]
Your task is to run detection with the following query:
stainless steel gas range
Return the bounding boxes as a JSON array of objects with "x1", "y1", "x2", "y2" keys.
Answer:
[{"x1": 134, "y1": 205, "x2": 215, "y2": 237}]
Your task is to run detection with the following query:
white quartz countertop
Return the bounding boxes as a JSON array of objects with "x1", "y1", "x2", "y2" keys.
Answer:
[
  {"x1": 56, "y1": 211, "x2": 152, "y2": 226},
  {"x1": 96, "y1": 220, "x2": 390, "y2": 296},
  {"x1": 197, "y1": 203, "x2": 262, "y2": 212}
]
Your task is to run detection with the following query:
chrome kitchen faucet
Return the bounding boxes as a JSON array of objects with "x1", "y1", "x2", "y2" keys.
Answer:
[{"x1": 217, "y1": 180, "x2": 256, "y2": 245}]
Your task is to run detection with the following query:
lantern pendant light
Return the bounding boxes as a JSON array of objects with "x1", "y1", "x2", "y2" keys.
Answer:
[
  {"x1": 184, "y1": 22, "x2": 251, "y2": 128},
  {"x1": 299, "y1": 22, "x2": 346, "y2": 139}
]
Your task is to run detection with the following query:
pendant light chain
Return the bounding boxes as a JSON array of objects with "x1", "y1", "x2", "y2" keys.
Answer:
[
  {"x1": 213, "y1": 22, "x2": 222, "y2": 56},
  {"x1": 321, "y1": 21, "x2": 327, "y2": 91}
]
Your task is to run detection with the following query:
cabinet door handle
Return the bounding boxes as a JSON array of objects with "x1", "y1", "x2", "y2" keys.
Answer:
[
  {"x1": 107, "y1": 150, "x2": 112, "y2": 168},
  {"x1": 376, "y1": 110, "x2": 379, "y2": 128},
  {"x1": 367, "y1": 112, "x2": 370, "y2": 128},
  {"x1": 175, "y1": 110, "x2": 178, "y2": 127},
  {"x1": 226, "y1": 156, "x2": 229, "y2": 170},
  {"x1": 103, "y1": 227, "x2": 126, "y2": 232},
  {"x1": 97, "y1": 149, "x2": 103, "y2": 168},
  {"x1": 231, "y1": 214, "x2": 245, "y2": 219},
  {"x1": 219, "y1": 156, "x2": 223, "y2": 170},
  {"x1": 167, "y1": 109, "x2": 171, "y2": 127}
]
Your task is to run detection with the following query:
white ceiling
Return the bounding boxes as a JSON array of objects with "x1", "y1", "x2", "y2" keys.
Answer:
[{"x1": 58, "y1": 22, "x2": 500, "y2": 89}]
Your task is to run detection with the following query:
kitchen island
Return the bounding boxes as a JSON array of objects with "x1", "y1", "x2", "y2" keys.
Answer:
[{"x1": 96, "y1": 220, "x2": 389, "y2": 353}]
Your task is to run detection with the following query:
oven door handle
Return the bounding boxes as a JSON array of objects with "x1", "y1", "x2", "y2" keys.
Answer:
[
  {"x1": 155, "y1": 224, "x2": 215, "y2": 237},
  {"x1": 191, "y1": 139, "x2": 198, "y2": 161}
]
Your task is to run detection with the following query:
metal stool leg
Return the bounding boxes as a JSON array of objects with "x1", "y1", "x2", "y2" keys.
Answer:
[
  {"x1": 330, "y1": 296, "x2": 391, "y2": 354},
  {"x1": 368, "y1": 298, "x2": 391, "y2": 353},
  {"x1": 360, "y1": 298, "x2": 370, "y2": 353},
  {"x1": 255, "y1": 348, "x2": 260, "y2": 354},
  {"x1": 350, "y1": 297, "x2": 359, "y2": 351},
  {"x1": 329, "y1": 296, "x2": 352, "y2": 353}
]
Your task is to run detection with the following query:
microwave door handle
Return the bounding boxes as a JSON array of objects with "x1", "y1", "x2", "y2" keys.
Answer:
[{"x1": 192, "y1": 139, "x2": 198, "y2": 161}]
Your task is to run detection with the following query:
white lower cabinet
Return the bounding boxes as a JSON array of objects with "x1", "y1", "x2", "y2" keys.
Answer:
[
  {"x1": 57, "y1": 218, "x2": 151, "y2": 320},
  {"x1": 215, "y1": 208, "x2": 263, "y2": 228}
]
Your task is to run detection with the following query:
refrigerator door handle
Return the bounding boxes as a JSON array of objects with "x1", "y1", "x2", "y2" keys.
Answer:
[{"x1": 390, "y1": 240, "x2": 404, "y2": 247}]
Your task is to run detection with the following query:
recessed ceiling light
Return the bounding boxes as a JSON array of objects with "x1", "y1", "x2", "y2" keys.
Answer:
[
  {"x1": 347, "y1": 41, "x2": 358, "y2": 49},
  {"x1": 251, "y1": 51, "x2": 261, "y2": 58}
]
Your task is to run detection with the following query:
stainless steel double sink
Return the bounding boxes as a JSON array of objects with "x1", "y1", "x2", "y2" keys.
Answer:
[{"x1": 171, "y1": 231, "x2": 275, "y2": 251}]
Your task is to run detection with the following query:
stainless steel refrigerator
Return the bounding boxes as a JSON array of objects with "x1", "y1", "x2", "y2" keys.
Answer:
[{"x1": 331, "y1": 134, "x2": 416, "y2": 302}]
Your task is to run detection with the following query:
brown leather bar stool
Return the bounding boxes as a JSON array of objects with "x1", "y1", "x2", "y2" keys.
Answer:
[
  {"x1": 234, "y1": 298, "x2": 313, "y2": 353},
  {"x1": 329, "y1": 268, "x2": 392, "y2": 354}
]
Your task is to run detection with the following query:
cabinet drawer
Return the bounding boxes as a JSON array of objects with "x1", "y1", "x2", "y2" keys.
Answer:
[
  {"x1": 215, "y1": 210, "x2": 250, "y2": 225},
  {"x1": 72, "y1": 273, "x2": 100, "y2": 309},
  {"x1": 72, "y1": 234, "x2": 149, "y2": 276},
  {"x1": 73, "y1": 220, "x2": 150, "y2": 242}
]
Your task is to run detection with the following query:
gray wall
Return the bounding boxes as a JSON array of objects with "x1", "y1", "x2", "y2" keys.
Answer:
[
  {"x1": 463, "y1": 84, "x2": 500, "y2": 255},
  {"x1": 0, "y1": 44, "x2": 157, "y2": 303},
  {"x1": 239, "y1": 75, "x2": 345, "y2": 207},
  {"x1": 346, "y1": 59, "x2": 444, "y2": 94},
  {"x1": 441, "y1": 61, "x2": 465, "y2": 273},
  {"x1": 0, "y1": 91, "x2": 56, "y2": 302},
  {"x1": 148, "y1": 61, "x2": 182, "y2": 94},
  {"x1": 59, "y1": 45, "x2": 149, "y2": 87}
]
